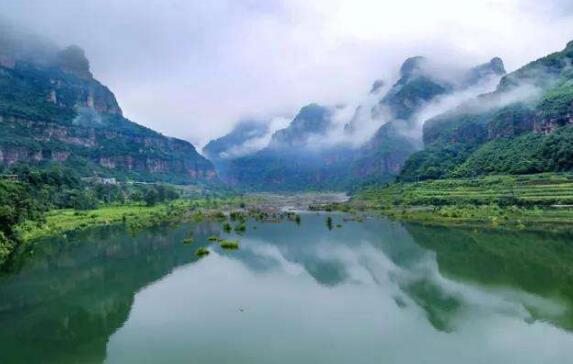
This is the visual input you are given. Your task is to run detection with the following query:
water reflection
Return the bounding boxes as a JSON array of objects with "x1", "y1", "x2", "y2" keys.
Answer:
[{"x1": 1, "y1": 214, "x2": 573, "y2": 363}]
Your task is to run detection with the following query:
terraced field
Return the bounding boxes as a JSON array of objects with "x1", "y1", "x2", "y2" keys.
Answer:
[{"x1": 356, "y1": 173, "x2": 573, "y2": 207}]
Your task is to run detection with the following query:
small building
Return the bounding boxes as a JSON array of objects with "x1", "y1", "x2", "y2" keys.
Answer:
[
  {"x1": 101, "y1": 177, "x2": 117, "y2": 185},
  {"x1": 81, "y1": 176, "x2": 118, "y2": 185}
]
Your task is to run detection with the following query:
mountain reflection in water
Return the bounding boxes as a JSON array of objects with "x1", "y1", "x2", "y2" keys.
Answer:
[{"x1": 1, "y1": 214, "x2": 573, "y2": 363}]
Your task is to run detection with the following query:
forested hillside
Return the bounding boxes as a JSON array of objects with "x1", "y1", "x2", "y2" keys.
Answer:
[{"x1": 400, "y1": 41, "x2": 573, "y2": 181}]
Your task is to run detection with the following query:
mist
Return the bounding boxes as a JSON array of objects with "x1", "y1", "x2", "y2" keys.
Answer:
[{"x1": 1, "y1": 0, "x2": 573, "y2": 147}]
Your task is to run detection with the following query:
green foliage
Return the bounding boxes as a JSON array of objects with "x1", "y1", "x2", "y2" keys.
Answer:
[
  {"x1": 398, "y1": 41, "x2": 573, "y2": 183},
  {"x1": 220, "y1": 240, "x2": 239, "y2": 250},
  {"x1": 0, "y1": 231, "x2": 12, "y2": 264},
  {"x1": 451, "y1": 127, "x2": 573, "y2": 177},
  {"x1": 0, "y1": 164, "x2": 182, "y2": 266},
  {"x1": 453, "y1": 134, "x2": 546, "y2": 176},
  {"x1": 537, "y1": 80, "x2": 573, "y2": 123},
  {"x1": 326, "y1": 216, "x2": 333, "y2": 230},
  {"x1": 400, "y1": 143, "x2": 477, "y2": 181},
  {"x1": 195, "y1": 247, "x2": 210, "y2": 257},
  {"x1": 0, "y1": 180, "x2": 43, "y2": 266},
  {"x1": 234, "y1": 223, "x2": 246, "y2": 233},
  {"x1": 487, "y1": 103, "x2": 536, "y2": 138},
  {"x1": 541, "y1": 126, "x2": 573, "y2": 171},
  {"x1": 357, "y1": 173, "x2": 573, "y2": 208}
]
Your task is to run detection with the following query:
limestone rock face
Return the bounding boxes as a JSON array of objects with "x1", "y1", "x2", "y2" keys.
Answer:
[{"x1": 0, "y1": 29, "x2": 216, "y2": 183}]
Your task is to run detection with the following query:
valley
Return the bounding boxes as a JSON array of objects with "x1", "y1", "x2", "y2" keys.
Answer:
[{"x1": 1, "y1": 6, "x2": 573, "y2": 363}]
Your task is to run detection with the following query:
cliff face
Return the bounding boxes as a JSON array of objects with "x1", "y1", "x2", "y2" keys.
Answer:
[
  {"x1": 0, "y1": 33, "x2": 215, "y2": 183},
  {"x1": 400, "y1": 41, "x2": 573, "y2": 180}
]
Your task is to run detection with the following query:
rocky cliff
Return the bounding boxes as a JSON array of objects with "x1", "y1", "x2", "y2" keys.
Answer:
[
  {"x1": 400, "y1": 40, "x2": 573, "y2": 180},
  {"x1": 0, "y1": 29, "x2": 215, "y2": 183}
]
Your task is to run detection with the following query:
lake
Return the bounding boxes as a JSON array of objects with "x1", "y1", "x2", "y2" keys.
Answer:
[{"x1": 2, "y1": 213, "x2": 573, "y2": 363}]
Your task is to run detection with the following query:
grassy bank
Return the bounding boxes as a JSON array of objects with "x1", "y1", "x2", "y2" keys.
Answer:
[
  {"x1": 356, "y1": 173, "x2": 573, "y2": 207},
  {"x1": 349, "y1": 173, "x2": 573, "y2": 229},
  {"x1": 15, "y1": 197, "x2": 248, "y2": 242}
]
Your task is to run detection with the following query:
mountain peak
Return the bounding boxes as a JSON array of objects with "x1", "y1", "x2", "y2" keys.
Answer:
[
  {"x1": 56, "y1": 45, "x2": 93, "y2": 79},
  {"x1": 400, "y1": 56, "x2": 427, "y2": 79},
  {"x1": 488, "y1": 57, "x2": 506, "y2": 75},
  {"x1": 270, "y1": 104, "x2": 332, "y2": 148},
  {"x1": 370, "y1": 79, "x2": 385, "y2": 94},
  {"x1": 461, "y1": 57, "x2": 506, "y2": 87}
]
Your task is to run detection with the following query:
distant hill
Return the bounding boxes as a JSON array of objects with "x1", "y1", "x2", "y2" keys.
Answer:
[
  {"x1": 0, "y1": 24, "x2": 216, "y2": 184},
  {"x1": 207, "y1": 56, "x2": 505, "y2": 191}
]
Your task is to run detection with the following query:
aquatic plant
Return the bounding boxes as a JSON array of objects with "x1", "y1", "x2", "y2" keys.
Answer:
[
  {"x1": 183, "y1": 238, "x2": 194, "y2": 244},
  {"x1": 195, "y1": 247, "x2": 210, "y2": 257},
  {"x1": 326, "y1": 216, "x2": 333, "y2": 230},
  {"x1": 230, "y1": 211, "x2": 247, "y2": 222},
  {"x1": 208, "y1": 235, "x2": 220, "y2": 242},
  {"x1": 220, "y1": 240, "x2": 239, "y2": 250},
  {"x1": 235, "y1": 223, "x2": 247, "y2": 233},
  {"x1": 223, "y1": 222, "x2": 232, "y2": 233}
]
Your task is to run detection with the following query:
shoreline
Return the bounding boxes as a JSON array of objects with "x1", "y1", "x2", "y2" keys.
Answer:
[{"x1": 14, "y1": 191, "x2": 573, "y2": 247}]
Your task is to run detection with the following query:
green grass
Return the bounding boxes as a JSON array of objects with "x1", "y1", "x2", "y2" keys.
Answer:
[
  {"x1": 16, "y1": 199, "x2": 197, "y2": 242},
  {"x1": 14, "y1": 196, "x2": 254, "y2": 243},
  {"x1": 356, "y1": 173, "x2": 573, "y2": 207}
]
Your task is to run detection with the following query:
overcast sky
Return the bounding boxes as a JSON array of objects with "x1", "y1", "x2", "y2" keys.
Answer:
[{"x1": 2, "y1": 0, "x2": 573, "y2": 146}]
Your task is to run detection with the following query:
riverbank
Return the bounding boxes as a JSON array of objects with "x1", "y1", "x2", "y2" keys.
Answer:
[
  {"x1": 327, "y1": 173, "x2": 573, "y2": 230},
  {"x1": 15, "y1": 198, "x2": 247, "y2": 243}
]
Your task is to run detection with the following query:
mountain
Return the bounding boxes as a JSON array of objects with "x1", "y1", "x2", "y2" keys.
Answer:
[
  {"x1": 375, "y1": 56, "x2": 505, "y2": 121},
  {"x1": 202, "y1": 119, "x2": 270, "y2": 179},
  {"x1": 0, "y1": 26, "x2": 215, "y2": 183},
  {"x1": 400, "y1": 40, "x2": 573, "y2": 181},
  {"x1": 267, "y1": 104, "x2": 333, "y2": 148},
  {"x1": 341, "y1": 56, "x2": 506, "y2": 188},
  {"x1": 222, "y1": 104, "x2": 353, "y2": 190},
  {"x1": 206, "y1": 56, "x2": 504, "y2": 191},
  {"x1": 203, "y1": 119, "x2": 270, "y2": 161}
]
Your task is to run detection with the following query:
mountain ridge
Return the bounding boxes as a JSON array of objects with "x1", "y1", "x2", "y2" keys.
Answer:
[{"x1": 207, "y1": 55, "x2": 506, "y2": 191}]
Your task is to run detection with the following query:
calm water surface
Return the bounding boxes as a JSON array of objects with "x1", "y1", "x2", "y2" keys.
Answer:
[{"x1": 2, "y1": 214, "x2": 573, "y2": 363}]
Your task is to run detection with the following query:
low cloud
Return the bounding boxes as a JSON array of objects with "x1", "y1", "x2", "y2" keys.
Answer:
[
  {"x1": 218, "y1": 116, "x2": 291, "y2": 159},
  {"x1": 1, "y1": 0, "x2": 573, "y2": 146}
]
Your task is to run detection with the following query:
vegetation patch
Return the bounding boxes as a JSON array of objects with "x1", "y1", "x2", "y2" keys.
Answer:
[
  {"x1": 351, "y1": 173, "x2": 573, "y2": 229},
  {"x1": 195, "y1": 247, "x2": 210, "y2": 257},
  {"x1": 220, "y1": 240, "x2": 239, "y2": 250}
]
